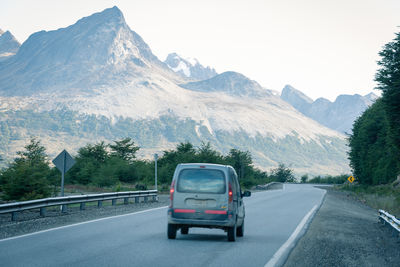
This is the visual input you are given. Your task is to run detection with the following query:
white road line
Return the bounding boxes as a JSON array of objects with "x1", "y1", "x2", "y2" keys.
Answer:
[
  {"x1": 0, "y1": 205, "x2": 168, "y2": 242},
  {"x1": 264, "y1": 204, "x2": 318, "y2": 267}
]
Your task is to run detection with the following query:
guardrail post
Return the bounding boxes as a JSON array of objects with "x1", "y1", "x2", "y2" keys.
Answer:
[
  {"x1": 40, "y1": 207, "x2": 46, "y2": 217},
  {"x1": 152, "y1": 195, "x2": 157, "y2": 202},
  {"x1": 98, "y1": 200, "x2": 102, "y2": 208},
  {"x1": 112, "y1": 199, "x2": 116, "y2": 206},
  {"x1": 135, "y1": 197, "x2": 139, "y2": 203},
  {"x1": 80, "y1": 203, "x2": 85, "y2": 210},
  {"x1": 124, "y1": 198, "x2": 129, "y2": 205},
  {"x1": 144, "y1": 196, "x2": 148, "y2": 203},
  {"x1": 11, "y1": 211, "x2": 17, "y2": 221},
  {"x1": 61, "y1": 205, "x2": 67, "y2": 213}
]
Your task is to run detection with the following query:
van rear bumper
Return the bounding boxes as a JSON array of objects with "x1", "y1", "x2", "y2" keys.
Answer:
[{"x1": 167, "y1": 208, "x2": 235, "y2": 228}]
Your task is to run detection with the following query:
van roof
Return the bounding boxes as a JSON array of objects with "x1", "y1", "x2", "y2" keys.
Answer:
[{"x1": 178, "y1": 163, "x2": 230, "y2": 169}]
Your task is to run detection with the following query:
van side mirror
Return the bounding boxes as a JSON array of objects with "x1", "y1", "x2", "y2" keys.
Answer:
[{"x1": 242, "y1": 191, "x2": 251, "y2": 197}]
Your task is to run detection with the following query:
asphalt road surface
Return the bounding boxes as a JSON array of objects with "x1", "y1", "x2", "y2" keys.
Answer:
[{"x1": 0, "y1": 184, "x2": 325, "y2": 267}]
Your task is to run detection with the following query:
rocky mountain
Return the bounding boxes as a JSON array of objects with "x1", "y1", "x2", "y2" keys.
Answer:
[
  {"x1": 0, "y1": 7, "x2": 349, "y2": 175},
  {"x1": 281, "y1": 85, "x2": 313, "y2": 111},
  {"x1": 0, "y1": 7, "x2": 184, "y2": 96},
  {"x1": 164, "y1": 53, "x2": 217, "y2": 81},
  {"x1": 281, "y1": 85, "x2": 378, "y2": 134},
  {"x1": 0, "y1": 29, "x2": 20, "y2": 61},
  {"x1": 181, "y1": 71, "x2": 273, "y2": 97}
]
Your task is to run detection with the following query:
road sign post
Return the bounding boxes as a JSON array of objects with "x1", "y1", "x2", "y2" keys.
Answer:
[
  {"x1": 154, "y1": 153, "x2": 158, "y2": 192},
  {"x1": 52, "y1": 150, "x2": 75, "y2": 212}
]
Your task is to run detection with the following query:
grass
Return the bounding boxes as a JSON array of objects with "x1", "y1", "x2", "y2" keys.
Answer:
[
  {"x1": 63, "y1": 183, "x2": 155, "y2": 195},
  {"x1": 337, "y1": 183, "x2": 400, "y2": 218}
]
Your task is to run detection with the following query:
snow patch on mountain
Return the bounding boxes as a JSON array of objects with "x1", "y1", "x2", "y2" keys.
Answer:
[
  {"x1": 171, "y1": 60, "x2": 191, "y2": 77},
  {"x1": 164, "y1": 52, "x2": 217, "y2": 80}
]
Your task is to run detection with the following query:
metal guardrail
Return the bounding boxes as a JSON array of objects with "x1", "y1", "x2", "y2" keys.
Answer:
[
  {"x1": 379, "y1": 209, "x2": 400, "y2": 237},
  {"x1": 255, "y1": 182, "x2": 283, "y2": 190},
  {"x1": 0, "y1": 190, "x2": 157, "y2": 221}
]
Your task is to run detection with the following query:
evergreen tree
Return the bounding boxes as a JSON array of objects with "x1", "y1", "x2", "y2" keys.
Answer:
[
  {"x1": 375, "y1": 31, "x2": 400, "y2": 152},
  {"x1": 196, "y1": 142, "x2": 223, "y2": 163},
  {"x1": 348, "y1": 99, "x2": 399, "y2": 184},
  {"x1": 224, "y1": 149, "x2": 253, "y2": 180},
  {"x1": 0, "y1": 138, "x2": 51, "y2": 200},
  {"x1": 67, "y1": 142, "x2": 110, "y2": 185},
  {"x1": 348, "y1": 30, "x2": 400, "y2": 185},
  {"x1": 157, "y1": 142, "x2": 197, "y2": 184},
  {"x1": 109, "y1": 138, "x2": 139, "y2": 163},
  {"x1": 270, "y1": 163, "x2": 295, "y2": 183}
]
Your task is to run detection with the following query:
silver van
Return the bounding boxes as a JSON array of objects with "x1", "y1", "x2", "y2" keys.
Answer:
[{"x1": 167, "y1": 163, "x2": 251, "y2": 241}]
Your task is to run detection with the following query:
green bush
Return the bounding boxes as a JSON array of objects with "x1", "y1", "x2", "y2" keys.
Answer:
[
  {"x1": 307, "y1": 174, "x2": 347, "y2": 184},
  {"x1": 269, "y1": 163, "x2": 295, "y2": 183},
  {"x1": 0, "y1": 138, "x2": 52, "y2": 201}
]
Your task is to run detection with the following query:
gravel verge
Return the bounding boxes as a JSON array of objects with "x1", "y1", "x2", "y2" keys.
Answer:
[
  {"x1": 0, "y1": 194, "x2": 169, "y2": 240},
  {"x1": 284, "y1": 187, "x2": 400, "y2": 267}
]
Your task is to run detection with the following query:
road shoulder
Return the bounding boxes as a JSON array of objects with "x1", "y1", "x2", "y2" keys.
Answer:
[
  {"x1": 284, "y1": 187, "x2": 400, "y2": 267},
  {"x1": 0, "y1": 195, "x2": 169, "y2": 240}
]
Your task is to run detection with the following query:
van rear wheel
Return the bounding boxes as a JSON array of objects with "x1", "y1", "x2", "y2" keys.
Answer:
[
  {"x1": 168, "y1": 224, "x2": 177, "y2": 239},
  {"x1": 227, "y1": 222, "x2": 237, "y2": 242}
]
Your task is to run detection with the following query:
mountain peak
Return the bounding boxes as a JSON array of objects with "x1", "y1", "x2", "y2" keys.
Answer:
[
  {"x1": 180, "y1": 71, "x2": 269, "y2": 97},
  {"x1": 0, "y1": 29, "x2": 20, "y2": 57},
  {"x1": 364, "y1": 92, "x2": 378, "y2": 102},
  {"x1": 0, "y1": 6, "x2": 163, "y2": 96},
  {"x1": 281, "y1": 85, "x2": 313, "y2": 104},
  {"x1": 69, "y1": 6, "x2": 126, "y2": 34},
  {"x1": 90, "y1": 6, "x2": 123, "y2": 21},
  {"x1": 0, "y1": 30, "x2": 19, "y2": 42},
  {"x1": 280, "y1": 85, "x2": 313, "y2": 114},
  {"x1": 164, "y1": 52, "x2": 217, "y2": 80}
]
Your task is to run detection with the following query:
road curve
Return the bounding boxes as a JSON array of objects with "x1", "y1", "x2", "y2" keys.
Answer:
[{"x1": 0, "y1": 184, "x2": 325, "y2": 267}]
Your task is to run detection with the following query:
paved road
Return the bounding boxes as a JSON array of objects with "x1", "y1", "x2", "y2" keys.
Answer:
[{"x1": 0, "y1": 184, "x2": 325, "y2": 267}]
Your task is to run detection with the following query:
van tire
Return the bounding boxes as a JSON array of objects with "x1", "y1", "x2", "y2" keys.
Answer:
[
  {"x1": 168, "y1": 224, "x2": 177, "y2": 239},
  {"x1": 237, "y1": 220, "x2": 244, "y2": 237},
  {"x1": 181, "y1": 227, "x2": 189, "y2": 235},
  {"x1": 227, "y1": 222, "x2": 237, "y2": 242}
]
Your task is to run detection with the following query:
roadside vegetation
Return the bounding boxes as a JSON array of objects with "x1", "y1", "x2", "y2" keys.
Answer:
[
  {"x1": 344, "y1": 30, "x2": 400, "y2": 217},
  {"x1": 0, "y1": 138, "x2": 304, "y2": 201},
  {"x1": 301, "y1": 174, "x2": 348, "y2": 184},
  {"x1": 339, "y1": 183, "x2": 400, "y2": 217}
]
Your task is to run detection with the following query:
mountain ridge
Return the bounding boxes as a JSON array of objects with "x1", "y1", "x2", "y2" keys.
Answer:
[
  {"x1": 181, "y1": 71, "x2": 273, "y2": 97},
  {"x1": 0, "y1": 7, "x2": 349, "y2": 175},
  {"x1": 280, "y1": 85, "x2": 378, "y2": 133}
]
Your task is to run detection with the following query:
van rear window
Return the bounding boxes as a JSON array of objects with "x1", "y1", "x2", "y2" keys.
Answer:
[{"x1": 177, "y1": 169, "x2": 226, "y2": 194}]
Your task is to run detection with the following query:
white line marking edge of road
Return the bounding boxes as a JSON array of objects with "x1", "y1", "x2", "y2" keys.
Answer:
[
  {"x1": 0, "y1": 205, "x2": 169, "y2": 242},
  {"x1": 264, "y1": 204, "x2": 318, "y2": 267}
]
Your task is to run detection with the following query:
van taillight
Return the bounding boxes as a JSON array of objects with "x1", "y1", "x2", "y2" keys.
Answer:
[
  {"x1": 228, "y1": 182, "x2": 233, "y2": 203},
  {"x1": 169, "y1": 180, "x2": 175, "y2": 207}
]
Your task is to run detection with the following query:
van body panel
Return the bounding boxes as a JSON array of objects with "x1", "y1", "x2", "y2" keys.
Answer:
[{"x1": 168, "y1": 163, "x2": 246, "y2": 230}]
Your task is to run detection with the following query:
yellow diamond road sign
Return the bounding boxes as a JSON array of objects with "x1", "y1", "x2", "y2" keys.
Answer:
[{"x1": 348, "y1": 176, "x2": 355, "y2": 183}]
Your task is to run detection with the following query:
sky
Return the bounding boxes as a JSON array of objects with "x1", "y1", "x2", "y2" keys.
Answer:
[{"x1": 1, "y1": 0, "x2": 399, "y2": 101}]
